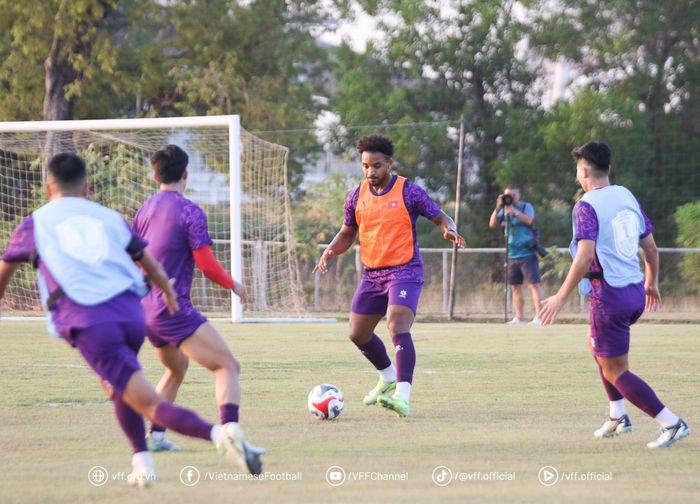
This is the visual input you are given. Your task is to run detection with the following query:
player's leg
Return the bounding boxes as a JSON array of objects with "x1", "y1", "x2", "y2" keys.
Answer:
[
  {"x1": 588, "y1": 332, "x2": 630, "y2": 438},
  {"x1": 148, "y1": 344, "x2": 189, "y2": 451},
  {"x1": 376, "y1": 281, "x2": 421, "y2": 417},
  {"x1": 593, "y1": 312, "x2": 689, "y2": 448},
  {"x1": 508, "y1": 261, "x2": 524, "y2": 323},
  {"x1": 349, "y1": 279, "x2": 396, "y2": 404},
  {"x1": 122, "y1": 368, "x2": 263, "y2": 473},
  {"x1": 179, "y1": 322, "x2": 240, "y2": 410},
  {"x1": 72, "y1": 320, "x2": 158, "y2": 487},
  {"x1": 154, "y1": 344, "x2": 189, "y2": 403}
]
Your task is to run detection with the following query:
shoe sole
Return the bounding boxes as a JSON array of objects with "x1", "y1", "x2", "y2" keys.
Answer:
[
  {"x1": 648, "y1": 427, "x2": 690, "y2": 448},
  {"x1": 222, "y1": 428, "x2": 263, "y2": 475},
  {"x1": 594, "y1": 425, "x2": 632, "y2": 439},
  {"x1": 377, "y1": 396, "x2": 409, "y2": 417}
]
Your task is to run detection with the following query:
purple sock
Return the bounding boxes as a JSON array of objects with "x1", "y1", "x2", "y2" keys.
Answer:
[
  {"x1": 355, "y1": 333, "x2": 392, "y2": 371},
  {"x1": 596, "y1": 363, "x2": 624, "y2": 401},
  {"x1": 614, "y1": 370, "x2": 665, "y2": 418},
  {"x1": 392, "y1": 332, "x2": 416, "y2": 384},
  {"x1": 153, "y1": 402, "x2": 214, "y2": 441},
  {"x1": 220, "y1": 403, "x2": 239, "y2": 424},
  {"x1": 114, "y1": 396, "x2": 147, "y2": 454}
]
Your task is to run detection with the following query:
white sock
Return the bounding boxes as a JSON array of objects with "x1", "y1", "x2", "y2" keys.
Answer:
[
  {"x1": 395, "y1": 382, "x2": 411, "y2": 401},
  {"x1": 150, "y1": 430, "x2": 165, "y2": 442},
  {"x1": 609, "y1": 399, "x2": 626, "y2": 419},
  {"x1": 379, "y1": 364, "x2": 397, "y2": 382},
  {"x1": 654, "y1": 407, "x2": 680, "y2": 429},
  {"x1": 210, "y1": 424, "x2": 223, "y2": 444},
  {"x1": 132, "y1": 451, "x2": 153, "y2": 468}
]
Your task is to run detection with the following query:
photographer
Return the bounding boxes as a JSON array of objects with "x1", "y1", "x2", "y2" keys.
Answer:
[{"x1": 489, "y1": 185, "x2": 544, "y2": 325}]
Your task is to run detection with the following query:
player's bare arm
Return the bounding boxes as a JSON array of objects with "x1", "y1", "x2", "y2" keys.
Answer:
[
  {"x1": 431, "y1": 212, "x2": 466, "y2": 248},
  {"x1": 312, "y1": 224, "x2": 358, "y2": 274},
  {"x1": 640, "y1": 233, "x2": 661, "y2": 311},
  {"x1": 136, "y1": 250, "x2": 180, "y2": 315},
  {"x1": 0, "y1": 260, "x2": 20, "y2": 300},
  {"x1": 539, "y1": 238, "x2": 595, "y2": 325}
]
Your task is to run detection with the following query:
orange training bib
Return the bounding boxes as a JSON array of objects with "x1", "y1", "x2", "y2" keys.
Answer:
[{"x1": 355, "y1": 176, "x2": 414, "y2": 268}]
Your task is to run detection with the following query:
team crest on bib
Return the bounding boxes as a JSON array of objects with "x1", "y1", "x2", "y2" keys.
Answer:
[
  {"x1": 611, "y1": 210, "x2": 639, "y2": 259},
  {"x1": 56, "y1": 216, "x2": 108, "y2": 265}
]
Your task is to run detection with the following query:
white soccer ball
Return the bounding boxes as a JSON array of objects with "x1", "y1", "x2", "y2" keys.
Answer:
[{"x1": 307, "y1": 384, "x2": 344, "y2": 420}]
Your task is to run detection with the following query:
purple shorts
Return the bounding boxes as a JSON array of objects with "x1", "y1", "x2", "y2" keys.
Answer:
[
  {"x1": 146, "y1": 306, "x2": 208, "y2": 348},
  {"x1": 508, "y1": 254, "x2": 541, "y2": 285},
  {"x1": 351, "y1": 279, "x2": 423, "y2": 316},
  {"x1": 589, "y1": 308, "x2": 644, "y2": 358},
  {"x1": 71, "y1": 320, "x2": 146, "y2": 397}
]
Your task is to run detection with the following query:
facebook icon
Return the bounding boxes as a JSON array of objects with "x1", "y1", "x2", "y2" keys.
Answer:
[{"x1": 180, "y1": 466, "x2": 200, "y2": 486}]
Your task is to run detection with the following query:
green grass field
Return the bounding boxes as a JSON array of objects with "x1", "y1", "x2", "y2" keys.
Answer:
[{"x1": 0, "y1": 321, "x2": 698, "y2": 503}]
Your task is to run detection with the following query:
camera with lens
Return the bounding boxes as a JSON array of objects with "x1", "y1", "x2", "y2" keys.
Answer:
[
  {"x1": 500, "y1": 194, "x2": 513, "y2": 206},
  {"x1": 526, "y1": 226, "x2": 549, "y2": 257}
]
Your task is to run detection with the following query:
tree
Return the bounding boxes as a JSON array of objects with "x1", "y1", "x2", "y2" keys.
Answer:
[
  {"x1": 0, "y1": 0, "x2": 141, "y2": 122},
  {"x1": 528, "y1": 0, "x2": 700, "y2": 245},
  {"x1": 329, "y1": 0, "x2": 538, "y2": 247}
]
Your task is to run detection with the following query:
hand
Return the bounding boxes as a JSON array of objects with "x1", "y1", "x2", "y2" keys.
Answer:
[
  {"x1": 644, "y1": 283, "x2": 662, "y2": 312},
  {"x1": 495, "y1": 194, "x2": 504, "y2": 210},
  {"x1": 232, "y1": 280, "x2": 248, "y2": 304},
  {"x1": 443, "y1": 228, "x2": 466, "y2": 248},
  {"x1": 538, "y1": 294, "x2": 565, "y2": 325},
  {"x1": 163, "y1": 278, "x2": 180, "y2": 315},
  {"x1": 312, "y1": 249, "x2": 335, "y2": 275},
  {"x1": 503, "y1": 205, "x2": 515, "y2": 216}
]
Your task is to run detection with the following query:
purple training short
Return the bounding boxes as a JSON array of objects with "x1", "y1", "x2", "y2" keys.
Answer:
[
  {"x1": 146, "y1": 303, "x2": 208, "y2": 348},
  {"x1": 589, "y1": 283, "x2": 645, "y2": 358},
  {"x1": 351, "y1": 279, "x2": 423, "y2": 316},
  {"x1": 71, "y1": 320, "x2": 146, "y2": 397}
]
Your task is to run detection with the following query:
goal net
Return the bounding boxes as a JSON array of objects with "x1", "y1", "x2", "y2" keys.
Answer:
[{"x1": 0, "y1": 116, "x2": 305, "y2": 321}]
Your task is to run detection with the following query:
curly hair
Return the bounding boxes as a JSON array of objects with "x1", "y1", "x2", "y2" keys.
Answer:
[{"x1": 356, "y1": 134, "x2": 394, "y2": 158}]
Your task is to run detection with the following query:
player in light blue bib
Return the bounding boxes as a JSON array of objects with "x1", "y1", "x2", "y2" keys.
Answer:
[{"x1": 539, "y1": 141, "x2": 689, "y2": 449}]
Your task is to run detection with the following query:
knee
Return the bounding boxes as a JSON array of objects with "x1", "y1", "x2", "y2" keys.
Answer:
[
  {"x1": 348, "y1": 331, "x2": 370, "y2": 345},
  {"x1": 387, "y1": 317, "x2": 410, "y2": 337},
  {"x1": 219, "y1": 353, "x2": 240, "y2": 375},
  {"x1": 128, "y1": 393, "x2": 163, "y2": 421},
  {"x1": 602, "y1": 366, "x2": 625, "y2": 384},
  {"x1": 168, "y1": 358, "x2": 189, "y2": 383}
]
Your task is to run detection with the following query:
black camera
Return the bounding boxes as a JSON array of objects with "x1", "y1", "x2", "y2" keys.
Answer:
[
  {"x1": 526, "y1": 226, "x2": 549, "y2": 257},
  {"x1": 501, "y1": 194, "x2": 513, "y2": 206}
]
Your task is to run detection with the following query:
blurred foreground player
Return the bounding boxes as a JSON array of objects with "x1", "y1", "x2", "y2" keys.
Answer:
[{"x1": 0, "y1": 153, "x2": 262, "y2": 487}]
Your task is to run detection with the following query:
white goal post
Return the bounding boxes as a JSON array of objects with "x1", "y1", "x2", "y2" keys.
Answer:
[{"x1": 0, "y1": 115, "x2": 306, "y2": 322}]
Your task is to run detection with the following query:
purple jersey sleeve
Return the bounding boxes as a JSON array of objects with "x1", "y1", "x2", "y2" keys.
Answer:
[
  {"x1": 122, "y1": 218, "x2": 147, "y2": 257},
  {"x1": 403, "y1": 180, "x2": 442, "y2": 220},
  {"x1": 574, "y1": 201, "x2": 598, "y2": 241},
  {"x1": 343, "y1": 187, "x2": 361, "y2": 228},
  {"x1": 637, "y1": 203, "x2": 654, "y2": 238},
  {"x1": 2, "y1": 215, "x2": 35, "y2": 263},
  {"x1": 182, "y1": 202, "x2": 213, "y2": 251}
]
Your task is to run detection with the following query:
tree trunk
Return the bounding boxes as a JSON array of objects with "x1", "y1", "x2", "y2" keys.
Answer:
[
  {"x1": 41, "y1": 1, "x2": 115, "y2": 156},
  {"x1": 43, "y1": 36, "x2": 79, "y2": 155}
]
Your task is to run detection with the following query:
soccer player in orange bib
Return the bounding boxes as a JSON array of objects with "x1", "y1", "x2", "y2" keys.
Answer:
[{"x1": 313, "y1": 134, "x2": 465, "y2": 417}]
